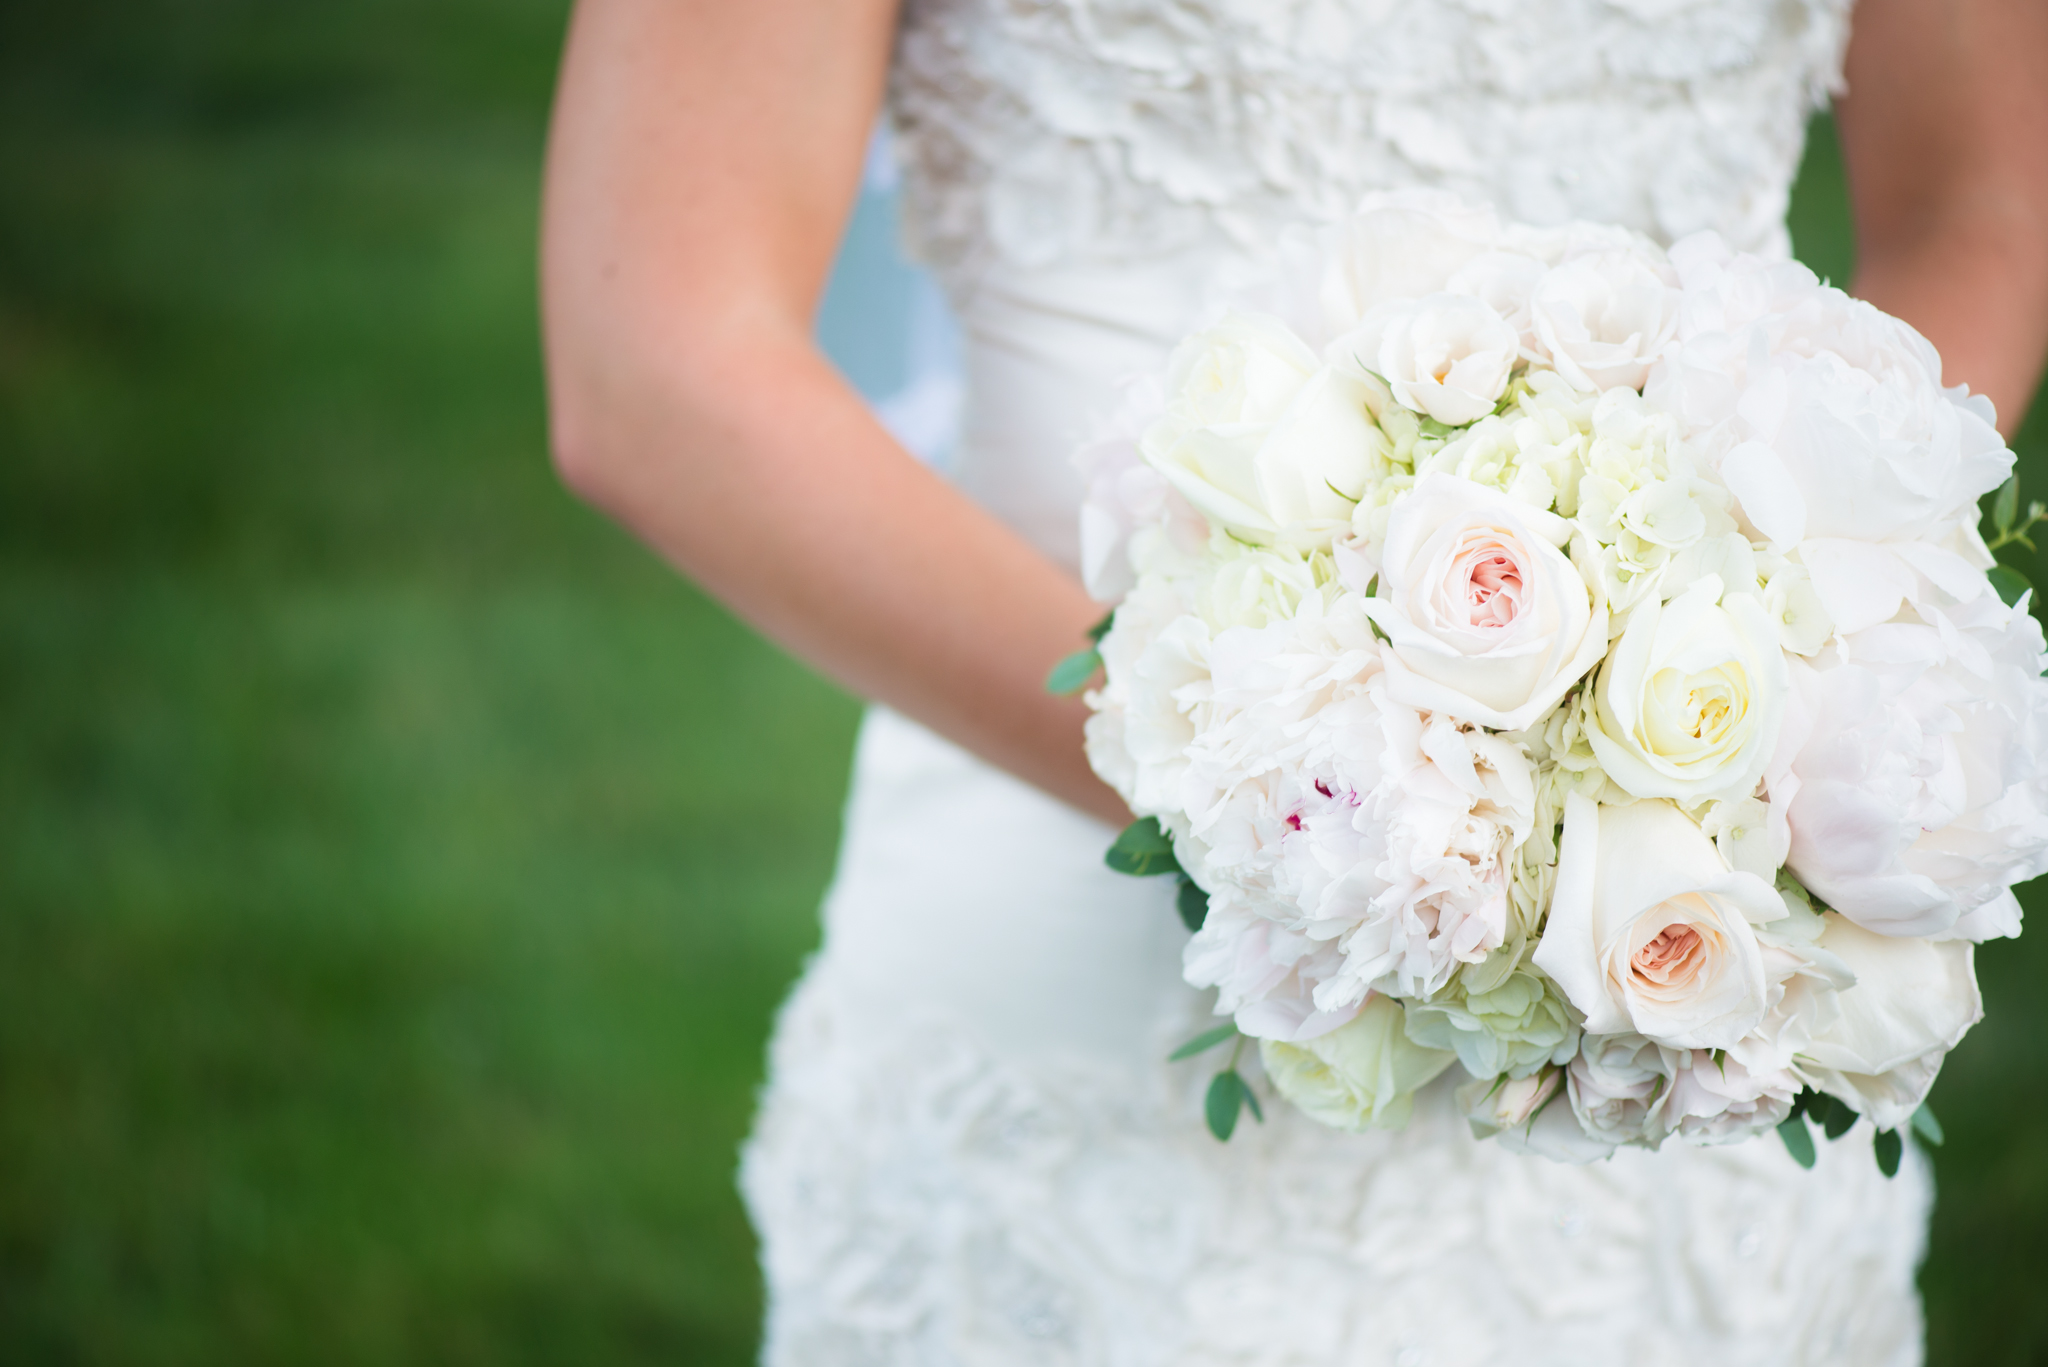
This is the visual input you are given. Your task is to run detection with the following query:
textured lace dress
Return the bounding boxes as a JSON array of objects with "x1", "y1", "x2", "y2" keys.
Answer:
[{"x1": 741, "y1": 2, "x2": 1934, "y2": 1363}]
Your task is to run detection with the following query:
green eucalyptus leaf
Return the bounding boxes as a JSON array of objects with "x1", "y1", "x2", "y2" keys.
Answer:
[
  {"x1": 1873, "y1": 1126, "x2": 1903, "y2": 1178},
  {"x1": 1820, "y1": 1094, "x2": 1858, "y2": 1141},
  {"x1": 1176, "y1": 877, "x2": 1209, "y2": 932},
  {"x1": 1778, "y1": 1116, "x2": 1816, "y2": 1169},
  {"x1": 1988, "y1": 564, "x2": 2031, "y2": 608},
  {"x1": 1911, "y1": 1104, "x2": 1945, "y2": 1147},
  {"x1": 1168, "y1": 1022, "x2": 1238, "y2": 1062},
  {"x1": 1086, "y1": 610, "x2": 1116, "y2": 645},
  {"x1": 1242, "y1": 1080, "x2": 1264, "y2": 1124},
  {"x1": 1045, "y1": 647, "x2": 1102, "y2": 696},
  {"x1": 1995, "y1": 474, "x2": 2020, "y2": 536},
  {"x1": 1205, "y1": 1070, "x2": 1246, "y2": 1142},
  {"x1": 1106, "y1": 817, "x2": 1181, "y2": 877}
]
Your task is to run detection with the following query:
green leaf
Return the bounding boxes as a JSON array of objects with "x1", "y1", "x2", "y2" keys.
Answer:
[
  {"x1": 1988, "y1": 563, "x2": 2031, "y2": 608},
  {"x1": 1168, "y1": 1022, "x2": 1238, "y2": 1062},
  {"x1": 1205, "y1": 1070, "x2": 1246, "y2": 1142},
  {"x1": 1105, "y1": 817, "x2": 1181, "y2": 877},
  {"x1": 1176, "y1": 877, "x2": 1209, "y2": 932},
  {"x1": 1778, "y1": 1116, "x2": 1816, "y2": 1169},
  {"x1": 1819, "y1": 1093, "x2": 1858, "y2": 1141},
  {"x1": 1995, "y1": 474, "x2": 2020, "y2": 536},
  {"x1": 1911, "y1": 1104, "x2": 1945, "y2": 1147},
  {"x1": 1045, "y1": 647, "x2": 1102, "y2": 696},
  {"x1": 1085, "y1": 610, "x2": 1116, "y2": 645},
  {"x1": 1241, "y1": 1081, "x2": 1264, "y2": 1124},
  {"x1": 1874, "y1": 1126, "x2": 1903, "y2": 1178}
]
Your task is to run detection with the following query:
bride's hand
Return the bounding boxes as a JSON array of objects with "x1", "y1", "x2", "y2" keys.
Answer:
[{"x1": 540, "y1": 0, "x2": 1131, "y2": 827}]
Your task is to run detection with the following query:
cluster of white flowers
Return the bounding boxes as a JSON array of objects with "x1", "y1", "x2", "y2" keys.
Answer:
[{"x1": 1080, "y1": 192, "x2": 2048, "y2": 1161}]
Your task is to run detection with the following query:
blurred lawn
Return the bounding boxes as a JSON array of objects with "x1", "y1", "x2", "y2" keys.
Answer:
[{"x1": 2, "y1": 4, "x2": 2046, "y2": 1365}]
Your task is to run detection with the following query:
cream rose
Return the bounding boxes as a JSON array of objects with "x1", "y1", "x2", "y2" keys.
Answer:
[
  {"x1": 1258, "y1": 994, "x2": 1456, "y2": 1131},
  {"x1": 1364, "y1": 473, "x2": 1607, "y2": 729},
  {"x1": 1795, "y1": 915, "x2": 1982, "y2": 1129},
  {"x1": 1533, "y1": 795, "x2": 1780, "y2": 1050},
  {"x1": 1331, "y1": 292, "x2": 1520, "y2": 426},
  {"x1": 1140, "y1": 310, "x2": 1384, "y2": 542},
  {"x1": 1584, "y1": 574, "x2": 1787, "y2": 805}
]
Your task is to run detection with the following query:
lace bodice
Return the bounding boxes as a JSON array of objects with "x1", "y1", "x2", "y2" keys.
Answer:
[{"x1": 890, "y1": 0, "x2": 1852, "y2": 285}]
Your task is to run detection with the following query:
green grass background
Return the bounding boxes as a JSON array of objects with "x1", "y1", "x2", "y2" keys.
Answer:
[{"x1": 4, "y1": 3, "x2": 2048, "y2": 1363}]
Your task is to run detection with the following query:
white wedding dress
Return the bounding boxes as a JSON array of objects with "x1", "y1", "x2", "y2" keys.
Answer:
[{"x1": 741, "y1": 1, "x2": 1935, "y2": 1363}]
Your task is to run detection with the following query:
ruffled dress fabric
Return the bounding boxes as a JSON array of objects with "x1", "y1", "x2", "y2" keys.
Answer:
[{"x1": 741, "y1": 1, "x2": 1934, "y2": 1362}]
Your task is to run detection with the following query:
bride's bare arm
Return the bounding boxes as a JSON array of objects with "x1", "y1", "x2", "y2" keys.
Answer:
[
  {"x1": 1837, "y1": 0, "x2": 2048, "y2": 434},
  {"x1": 541, "y1": 0, "x2": 1128, "y2": 825}
]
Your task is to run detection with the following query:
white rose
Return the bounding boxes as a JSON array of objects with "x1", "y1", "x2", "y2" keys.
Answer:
[
  {"x1": 1365, "y1": 473, "x2": 1608, "y2": 729},
  {"x1": 1259, "y1": 994, "x2": 1456, "y2": 1131},
  {"x1": 1795, "y1": 915, "x2": 1981, "y2": 1130},
  {"x1": 1660, "y1": 1049, "x2": 1798, "y2": 1146},
  {"x1": 1531, "y1": 250, "x2": 1680, "y2": 392},
  {"x1": 1784, "y1": 597, "x2": 2048, "y2": 938},
  {"x1": 1584, "y1": 574, "x2": 1787, "y2": 805},
  {"x1": 1319, "y1": 191, "x2": 1504, "y2": 334},
  {"x1": 1533, "y1": 794, "x2": 1780, "y2": 1050},
  {"x1": 1332, "y1": 293, "x2": 1520, "y2": 426},
  {"x1": 1140, "y1": 310, "x2": 1385, "y2": 543},
  {"x1": 1447, "y1": 250, "x2": 1549, "y2": 355},
  {"x1": 1567, "y1": 1032, "x2": 1671, "y2": 1148}
]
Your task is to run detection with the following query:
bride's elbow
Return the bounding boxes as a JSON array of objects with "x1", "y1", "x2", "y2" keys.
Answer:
[{"x1": 544, "y1": 378, "x2": 617, "y2": 511}]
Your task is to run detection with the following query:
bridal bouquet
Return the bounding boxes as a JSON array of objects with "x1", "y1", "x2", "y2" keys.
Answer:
[{"x1": 1058, "y1": 192, "x2": 2048, "y2": 1168}]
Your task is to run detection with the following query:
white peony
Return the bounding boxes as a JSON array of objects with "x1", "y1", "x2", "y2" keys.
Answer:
[
  {"x1": 1331, "y1": 293, "x2": 1520, "y2": 426},
  {"x1": 1657, "y1": 259, "x2": 2010, "y2": 633},
  {"x1": 1534, "y1": 795, "x2": 1780, "y2": 1050},
  {"x1": 1784, "y1": 596, "x2": 2048, "y2": 939},
  {"x1": 1259, "y1": 994, "x2": 1456, "y2": 1131},
  {"x1": 1180, "y1": 643, "x2": 1538, "y2": 1010},
  {"x1": 1140, "y1": 310, "x2": 1386, "y2": 544},
  {"x1": 1794, "y1": 915, "x2": 1981, "y2": 1130},
  {"x1": 1365, "y1": 473, "x2": 1608, "y2": 730},
  {"x1": 1530, "y1": 249, "x2": 1680, "y2": 392},
  {"x1": 1583, "y1": 574, "x2": 1787, "y2": 805}
]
